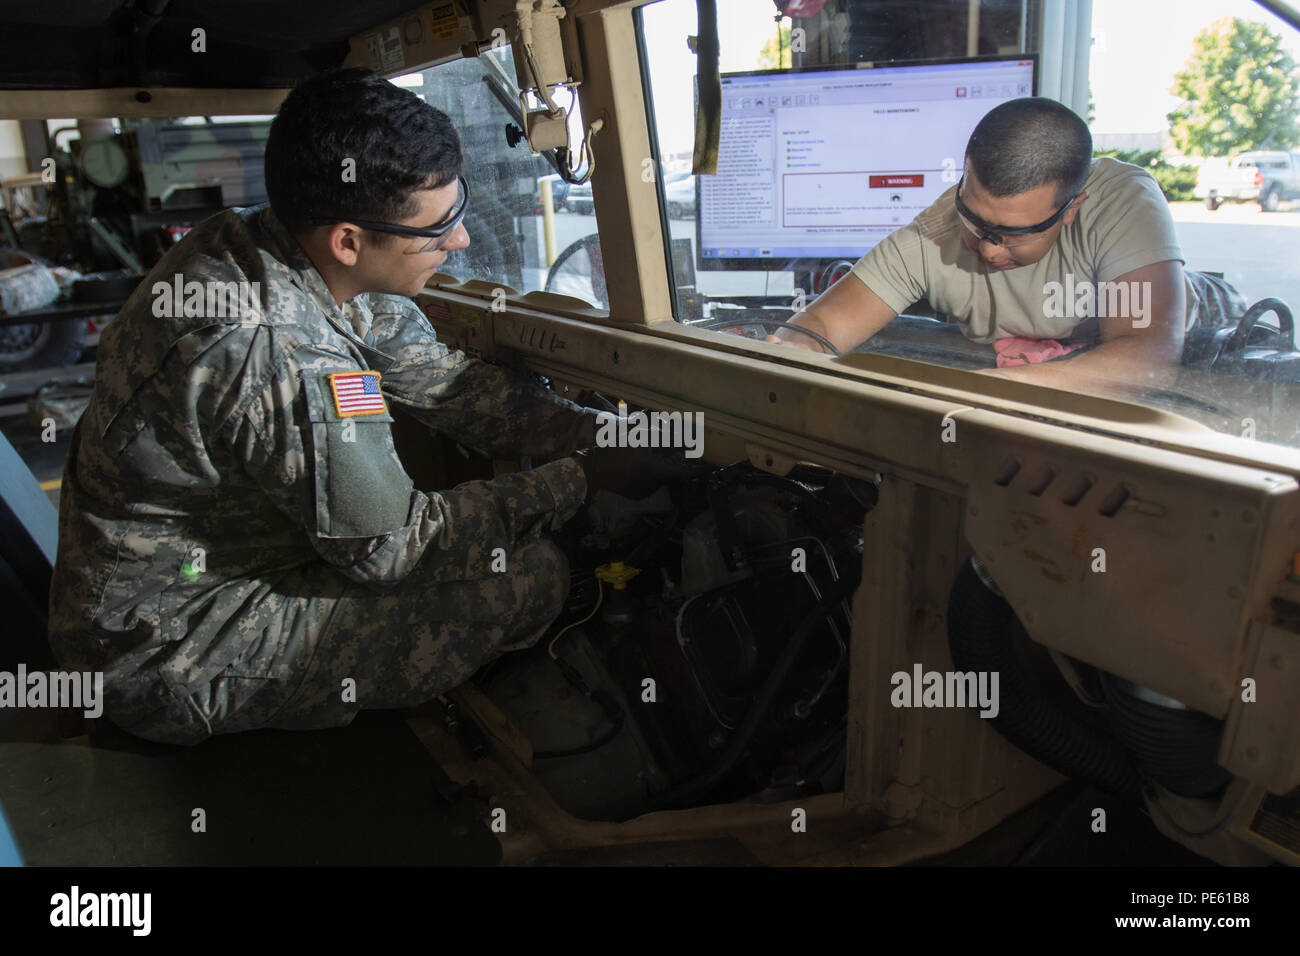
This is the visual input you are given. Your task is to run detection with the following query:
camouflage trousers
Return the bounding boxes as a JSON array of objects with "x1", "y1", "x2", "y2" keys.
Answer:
[
  {"x1": 116, "y1": 536, "x2": 569, "y2": 745},
  {"x1": 1184, "y1": 270, "x2": 1249, "y2": 332}
]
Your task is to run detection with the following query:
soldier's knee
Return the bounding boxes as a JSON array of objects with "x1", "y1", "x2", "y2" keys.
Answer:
[{"x1": 509, "y1": 537, "x2": 570, "y2": 633}]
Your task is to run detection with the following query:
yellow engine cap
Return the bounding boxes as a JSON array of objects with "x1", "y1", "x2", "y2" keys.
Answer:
[{"x1": 595, "y1": 560, "x2": 641, "y2": 590}]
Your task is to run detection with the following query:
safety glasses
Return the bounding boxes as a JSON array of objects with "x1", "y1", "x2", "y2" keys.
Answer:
[
  {"x1": 310, "y1": 175, "x2": 470, "y2": 253},
  {"x1": 953, "y1": 174, "x2": 1077, "y2": 248}
]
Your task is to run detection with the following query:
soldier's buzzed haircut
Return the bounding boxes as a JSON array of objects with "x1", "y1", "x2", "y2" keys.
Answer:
[
  {"x1": 964, "y1": 97, "x2": 1092, "y2": 206},
  {"x1": 265, "y1": 67, "x2": 462, "y2": 237}
]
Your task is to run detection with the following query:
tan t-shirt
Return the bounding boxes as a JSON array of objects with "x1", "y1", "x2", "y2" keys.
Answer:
[{"x1": 850, "y1": 157, "x2": 1187, "y2": 343}]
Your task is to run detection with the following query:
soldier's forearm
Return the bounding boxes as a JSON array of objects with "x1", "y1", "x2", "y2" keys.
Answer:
[
  {"x1": 385, "y1": 359, "x2": 600, "y2": 458},
  {"x1": 315, "y1": 457, "x2": 586, "y2": 588}
]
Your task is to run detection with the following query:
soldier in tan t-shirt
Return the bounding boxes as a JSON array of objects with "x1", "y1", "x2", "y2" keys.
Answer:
[{"x1": 772, "y1": 97, "x2": 1199, "y2": 389}]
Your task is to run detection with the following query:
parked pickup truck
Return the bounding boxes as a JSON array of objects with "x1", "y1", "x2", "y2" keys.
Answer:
[{"x1": 1195, "y1": 150, "x2": 1300, "y2": 211}]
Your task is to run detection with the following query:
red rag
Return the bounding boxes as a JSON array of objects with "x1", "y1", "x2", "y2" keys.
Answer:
[{"x1": 993, "y1": 336, "x2": 1084, "y2": 368}]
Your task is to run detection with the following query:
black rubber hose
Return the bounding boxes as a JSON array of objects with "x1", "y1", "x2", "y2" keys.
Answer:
[
  {"x1": 1100, "y1": 676, "x2": 1231, "y2": 798},
  {"x1": 658, "y1": 574, "x2": 858, "y2": 809},
  {"x1": 534, "y1": 708, "x2": 624, "y2": 760},
  {"x1": 707, "y1": 462, "x2": 836, "y2": 532},
  {"x1": 947, "y1": 559, "x2": 1143, "y2": 800},
  {"x1": 534, "y1": 659, "x2": 626, "y2": 761}
]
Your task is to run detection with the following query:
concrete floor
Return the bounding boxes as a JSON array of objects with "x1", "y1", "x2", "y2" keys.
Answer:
[{"x1": 0, "y1": 707, "x2": 500, "y2": 866}]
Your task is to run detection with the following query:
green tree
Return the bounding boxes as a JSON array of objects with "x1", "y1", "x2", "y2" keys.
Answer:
[
  {"x1": 756, "y1": 23, "x2": 792, "y2": 69},
  {"x1": 1094, "y1": 147, "x2": 1198, "y2": 202},
  {"x1": 1167, "y1": 17, "x2": 1300, "y2": 158}
]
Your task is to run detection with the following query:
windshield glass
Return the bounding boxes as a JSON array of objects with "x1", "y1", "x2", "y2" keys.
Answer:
[
  {"x1": 639, "y1": 0, "x2": 1300, "y2": 451},
  {"x1": 406, "y1": 46, "x2": 606, "y2": 307}
]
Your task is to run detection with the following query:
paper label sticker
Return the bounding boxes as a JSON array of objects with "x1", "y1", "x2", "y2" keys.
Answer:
[{"x1": 429, "y1": 2, "x2": 463, "y2": 42}]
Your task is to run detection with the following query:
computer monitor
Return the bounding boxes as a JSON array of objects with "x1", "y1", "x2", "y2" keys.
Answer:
[{"x1": 697, "y1": 55, "x2": 1038, "y2": 271}]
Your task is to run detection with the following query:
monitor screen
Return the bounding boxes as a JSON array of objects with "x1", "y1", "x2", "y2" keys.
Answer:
[{"x1": 697, "y1": 55, "x2": 1038, "y2": 271}]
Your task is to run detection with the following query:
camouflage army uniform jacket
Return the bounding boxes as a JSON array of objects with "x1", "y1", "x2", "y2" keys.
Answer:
[{"x1": 48, "y1": 205, "x2": 594, "y2": 717}]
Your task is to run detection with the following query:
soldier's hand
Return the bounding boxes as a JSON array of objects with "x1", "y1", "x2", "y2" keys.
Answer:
[
  {"x1": 574, "y1": 446, "x2": 662, "y2": 501},
  {"x1": 764, "y1": 332, "x2": 821, "y2": 352}
]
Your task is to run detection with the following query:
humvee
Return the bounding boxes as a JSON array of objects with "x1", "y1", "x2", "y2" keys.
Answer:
[{"x1": 1, "y1": 0, "x2": 1299, "y2": 868}]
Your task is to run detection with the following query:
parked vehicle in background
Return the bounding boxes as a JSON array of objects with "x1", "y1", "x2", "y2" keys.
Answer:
[
  {"x1": 565, "y1": 178, "x2": 593, "y2": 215},
  {"x1": 663, "y1": 171, "x2": 695, "y2": 218},
  {"x1": 1195, "y1": 150, "x2": 1300, "y2": 211},
  {"x1": 537, "y1": 173, "x2": 569, "y2": 212},
  {"x1": 554, "y1": 166, "x2": 685, "y2": 217}
]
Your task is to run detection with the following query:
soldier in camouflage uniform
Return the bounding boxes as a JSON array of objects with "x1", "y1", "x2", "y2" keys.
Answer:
[{"x1": 48, "y1": 68, "x2": 611, "y2": 745}]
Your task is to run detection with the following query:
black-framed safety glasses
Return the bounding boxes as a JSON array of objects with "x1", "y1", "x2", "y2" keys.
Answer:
[
  {"x1": 953, "y1": 174, "x2": 1077, "y2": 248},
  {"x1": 310, "y1": 175, "x2": 470, "y2": 253}
]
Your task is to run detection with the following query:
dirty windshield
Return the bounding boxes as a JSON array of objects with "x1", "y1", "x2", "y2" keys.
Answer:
[
  {"x1": 640, "y1": 0, "x2": 1300, "y2": 451},
  {"x1": 402, "y1": 46, "x2": 606, "y2": 308}
]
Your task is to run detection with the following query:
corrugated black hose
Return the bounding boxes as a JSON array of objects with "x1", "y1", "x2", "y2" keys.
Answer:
[{"x1": 947, "y1": 558, "x2": 1143, "y2": 800}]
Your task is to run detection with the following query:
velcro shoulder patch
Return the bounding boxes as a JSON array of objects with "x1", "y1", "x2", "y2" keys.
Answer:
[{"x1": 327, "y1": 371, "x2": 387, "y2": 417}]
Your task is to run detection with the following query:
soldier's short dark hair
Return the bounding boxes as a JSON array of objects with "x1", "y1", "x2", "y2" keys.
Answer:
[
  {"x1": 964, "y1": 97, "x2": 1092, "y2": 206},
  {"x1": 265, "y1": 67, "x2": 463, "y2": 237}
]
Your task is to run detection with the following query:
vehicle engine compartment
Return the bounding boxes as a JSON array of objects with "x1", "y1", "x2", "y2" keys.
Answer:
[{"x1": 475, "y1": 444, "x2": 873, "y2": 821}]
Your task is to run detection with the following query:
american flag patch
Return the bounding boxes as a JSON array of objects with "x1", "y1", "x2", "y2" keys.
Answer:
[{"x1": 327, "y1": 371, "x2": 387, "y2": 417}]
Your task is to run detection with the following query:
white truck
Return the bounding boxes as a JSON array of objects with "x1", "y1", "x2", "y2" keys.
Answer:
[{"x1": 1195, "y1": 150, "x2": 1300, "y2": 211}]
